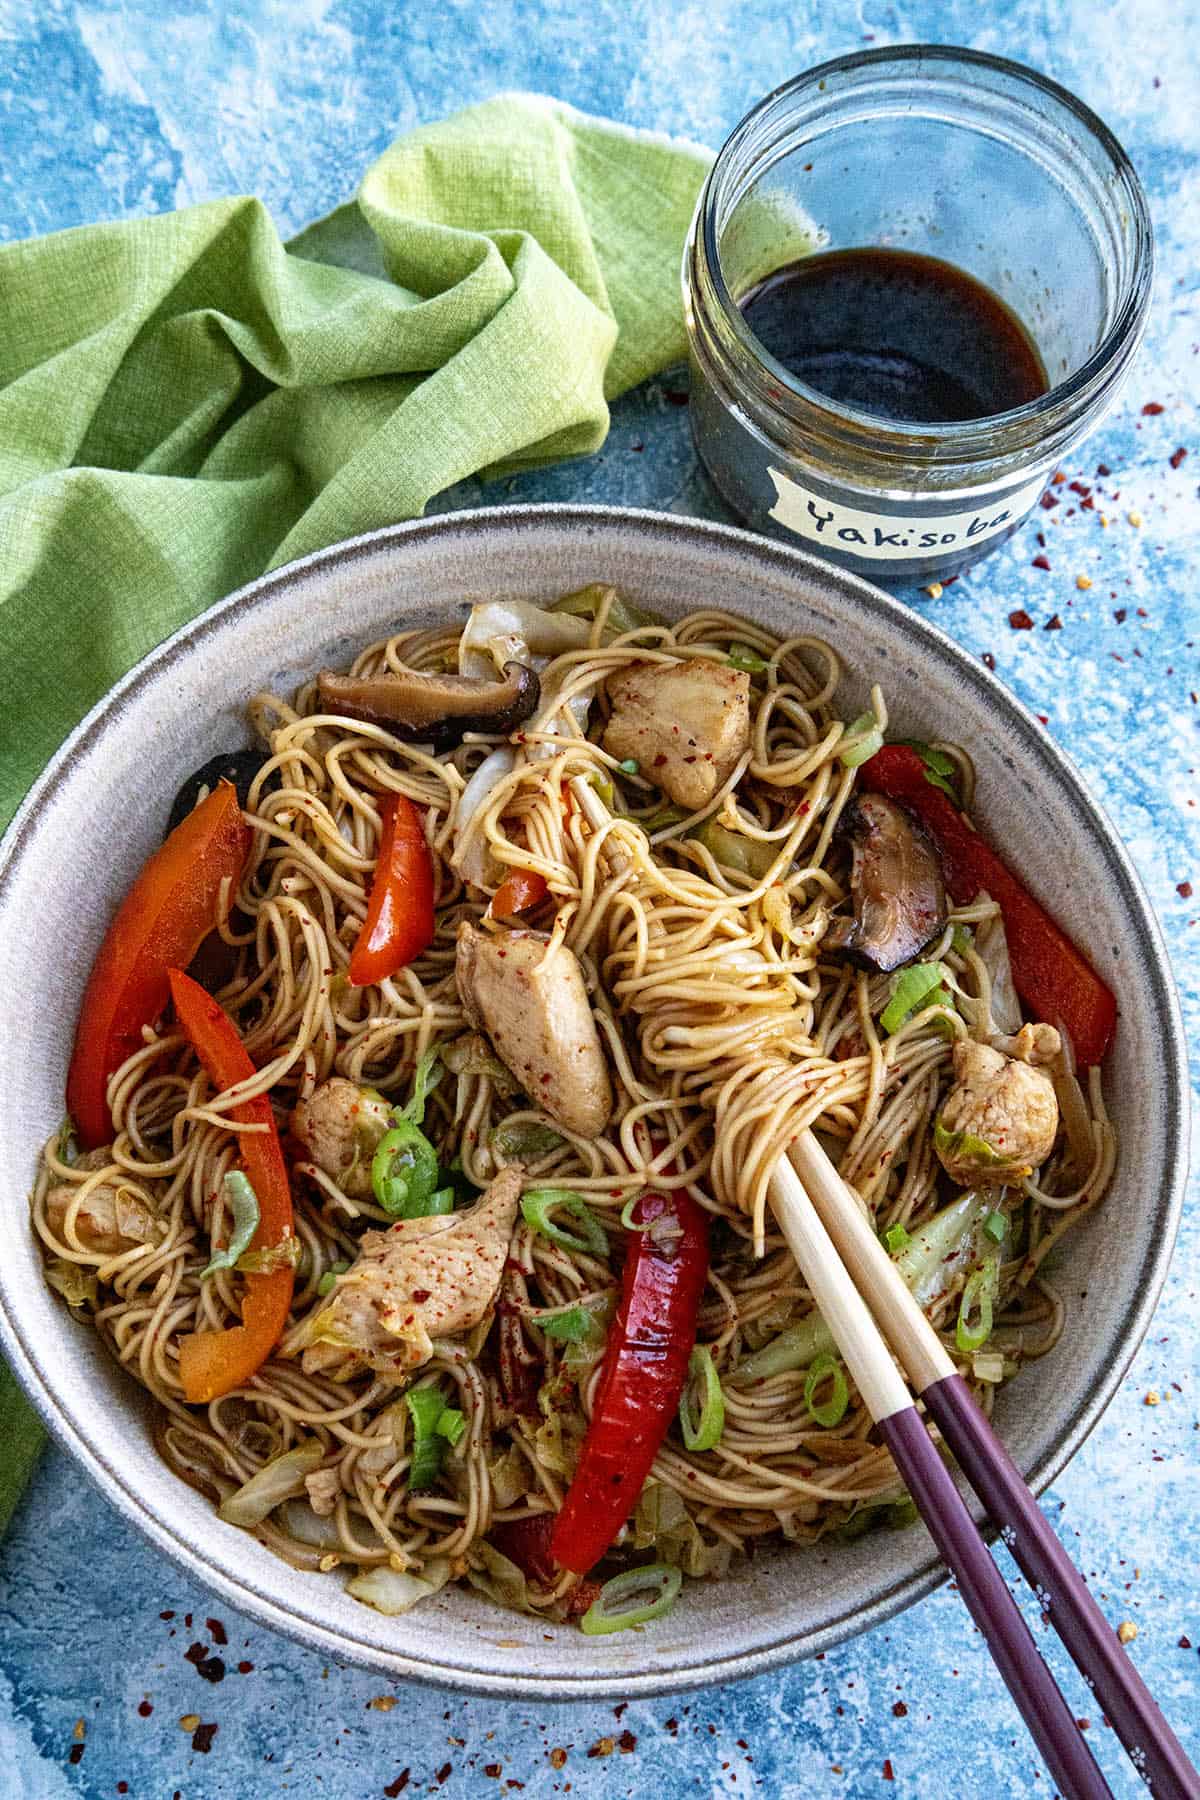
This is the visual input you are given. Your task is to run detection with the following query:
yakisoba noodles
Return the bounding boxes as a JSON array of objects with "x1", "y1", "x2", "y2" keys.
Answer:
[{"x1": 31, "y1": 588, "x2": 1117, "y2": 1629}]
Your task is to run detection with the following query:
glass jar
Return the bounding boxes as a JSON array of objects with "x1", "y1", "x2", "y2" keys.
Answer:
[{"x1": 683, "y1": 47, "x2": 1154, "y2": 583}]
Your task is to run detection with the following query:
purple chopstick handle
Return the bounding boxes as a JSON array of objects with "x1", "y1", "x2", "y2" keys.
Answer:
[
  {"x1": 878, "y1": 1407, "x2": 1112, "y2": 1800},
  {"x1": 924, "y1": 1374, "x2": 1200, "y2": 1800}
]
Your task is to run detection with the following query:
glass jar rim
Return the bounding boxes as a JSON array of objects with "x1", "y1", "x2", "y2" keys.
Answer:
[{"x1": 697, "y1": 44, "x2": 1155, "y2": 457}]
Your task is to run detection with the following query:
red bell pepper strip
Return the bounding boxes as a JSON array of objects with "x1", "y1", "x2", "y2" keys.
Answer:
[
  {"x1": 168, "y1": 968, "x2": 295, "y2": 1404},
  {"x1": 550, "y1": 1188, "x2": 709, "y2": 1575},
  {"x1": 66, "y1": 782, "x2": 251, "y2": 1149},
  {"x1": 492, "y1": 868, "x2": 548, "y2": 920},
  {"x1": 348, "y1": 792, "x2": 435, "y2": 987},
  {"x1": 860, "y1": 744, "x2": 1117, "y2": 1066}
]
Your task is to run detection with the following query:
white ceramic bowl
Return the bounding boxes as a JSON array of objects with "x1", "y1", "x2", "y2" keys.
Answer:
[{"x1": 0, "y1": 506, "x2": 1186, "y2": 1697}]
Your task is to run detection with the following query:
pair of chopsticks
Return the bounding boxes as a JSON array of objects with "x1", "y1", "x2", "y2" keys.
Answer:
[
  {"x1": 770, "y1": 1135, "x2": 1199, "y2": 1800},
  {"x1": 567, "y1": 773, "x2": 1195, "y2": 1794}
]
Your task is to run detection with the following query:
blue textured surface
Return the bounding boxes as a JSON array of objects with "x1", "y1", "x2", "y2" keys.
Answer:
[{"x1": 1, "y1": 4, "x2": 1197, "y2": 1796}]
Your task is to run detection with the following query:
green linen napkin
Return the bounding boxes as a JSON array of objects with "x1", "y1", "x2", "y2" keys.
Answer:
[{"x1": 0, "y1": 93, "x2": 711, "y2": 1533}]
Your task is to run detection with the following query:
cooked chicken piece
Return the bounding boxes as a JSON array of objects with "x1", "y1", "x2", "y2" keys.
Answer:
[
  {"x1": 291, "y1": 1078, "x2": 392, "y2": 1199},
  {"x1": 455, "y1": 922, "x2": 612, "y2": 1138},
  {"x1": 602, "y1": 659, "x2": 751, "y2": 811},
  {"x1": 44, "y1": 1169, "x2": 156, "y2": 1256},
  {"x1": 934, "y1": 1037, "x2": 1060, "y2": 1186},
  {"x1": 299, "y1": 1167, "x2": 523, "y2": 1376},
  {"x1": 1002, "y1": 1021, "x2": 1062, "y2": 1067},
  {"x1": 304, "y1": 1467, "x2": 342, "y2": 1517}
]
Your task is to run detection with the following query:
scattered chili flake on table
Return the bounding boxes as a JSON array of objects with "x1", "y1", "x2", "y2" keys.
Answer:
[
  {"x1": 882, "y1": 1758, "x2": 896, "y2": 1780},
  {"x1": 68, "y1": 1746, "x2": 85, "y2": 1767},
  {"x1": 1178, "y1": 882, "x2": 1193, "y2": 898},
  {"x1": 892, "y1": 1701, "x2": 908, "y2": 1717},
  {"x1": 191, "y1": 1721, "x2": 218, "y2": 1754},
  {"x1": 618, "y1": 1730, "x2": 638, "y2": 1753},
  {"x1": 588, "y1": 1737, "x2": 615, "y2": 1758},
  {"x1": 435, "y1": 1763, "x2": 452, "y2": 1784},
  {"x1": 205, "y1": 1618, "x2": 228, "y2": 1645},
  {"x1": 1040, "y1": 491, "x2": 1059, "y2": 509},
  {"x1": 178, "y1": 1716, "x2": 201, "y2": 1733},
  {"x1": 1142, "y1": 402, "x2": 1164, "y2": 415},
  {"x1": 184, "y1": 1642, "x2": 225, "y2": 1683},
  {"x1": 1008, "y1": 609, "x2": 1034, "y2": 630},
  {"x1": 237, "y1": 1661, "x2": 254, "y2": 1675},
  {"x1": 981, "y1": 651, "x2": 996, "y2": 671},
  {"x1": 549, "y1": 1748, "x2": 568, "y2": 1770},
  {"x1": 137, "y1": 1701, "x2": 153, "y2": 1718},
  {"x1": 383, "y1": 1774, "x2": 410, "y2": 1798},
  {"x1": 1032, "y1": 554, "x2": 1051, "y2": 571},
  {"x1": 1170, "y1": 447, "x2": 1188, "y2": 468},
  {"x1": 1179, "y1": 1636, "x2": 1193, "y2": 1649},
  {"x1": 1044, "y1": 614, "x2": 1062, "y2": 630},
  {"x1": 368, "y1": 1695, "x2": 398, "y2": 1712}
]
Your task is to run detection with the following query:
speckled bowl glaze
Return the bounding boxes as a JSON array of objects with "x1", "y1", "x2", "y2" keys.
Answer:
[{"x1": 0, "y1": 506, "x2": 1186, "y2": 1699}]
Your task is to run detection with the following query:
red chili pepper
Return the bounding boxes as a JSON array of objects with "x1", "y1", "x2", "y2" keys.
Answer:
[
  {"x1": 490, "y1": 1515, "x2": 601, "y2": 1616},
  {"x1": 348, "y1": 792, "x2": 435, "y2": 987},
  {"x1": 168, "y1": 968, "x2": 295, "y2": 1404},
  {"x1": 66, "y1": 782, "x2": 251, "y2": 1149},
  {"x1": 492, "y1": 868, "x2": 548, "y2": 919},
  {"x1": 860, "y1": 744, "x2": 1117, "y2": 1066},
  {"x1": 550, "y1": 1188, "x2": 709, "y2": 1575}
]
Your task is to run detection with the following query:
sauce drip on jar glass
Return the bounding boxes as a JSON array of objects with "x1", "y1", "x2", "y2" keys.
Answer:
[{"x1": 739, "y1": 248, "x2": 1048, "y2": 425}]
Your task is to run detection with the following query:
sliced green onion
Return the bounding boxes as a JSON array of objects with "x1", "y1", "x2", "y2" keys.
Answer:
[
  {"x1": 617, "y1": 758, "x2": 639, "y2": 775},
  {"x1": 407, "y1": 1387, "x2": 463, "y2": 1490},
  {"x1": 839, "y1": 712, "x2": 885, "y2": 769},
  {"x1": 804, "y1": 1353, "x2": 850, "y2": 1427},
  {"x1": 983, "y1": 1209, "x2": 1008, "y2": 1245},
  {"x1": 589, "y1": 775, "x2": 615, "y2": 809},
  {"x1": 883, "y1": 1222, "x2": 912, "y2": 1255},
  {"x1": 372, "y1": 1121, "x2": 441, "y2": 1217},
  {"x1": 202, "y1": 1172, "x2": 261, "y2": 1279},
  {"x1": 880, "y1": 962, "x2": 948, "y2": 1035},
  {"x1": 727, "y1": 642, "x2": 768, "y2": 673},
  {"x1": 521, "y1": 1189, "x2": 607, "y2": 1256},
  {"x1": 579, "y1": 1563, "x2": 682, "y2": 1635},
  {"x1": 554, "y1": 584, "x2": 653, "y2": 638},
  {"x1": 956, "y1": 1256, "x2": 1000, "y2": 1353},
  {"x1": 679, "y1": 1346, "x2": 725, "y2": 1452},
  {"x1": 933, "y1": 1121, "x2": 1005, "y2": 1168},
  {"x1": 317, "y1": 1260, "x2": 350, "y2": 1297},
  {"x1": 436, "y1": 1407, "x2": 466, "y2": 1447}
]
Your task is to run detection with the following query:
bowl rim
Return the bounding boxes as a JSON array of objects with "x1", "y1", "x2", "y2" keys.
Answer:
[{"x1": 0, "y1": 501, "x2": 1188, "y2": 1698}]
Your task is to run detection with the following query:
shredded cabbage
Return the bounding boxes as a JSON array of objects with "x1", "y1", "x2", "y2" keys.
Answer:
[
  {"x1": 458, "y1": 600, "x2": 591, "y2": 681},
  {"x1": 347, "y1": 1557, "x2": 454, "y2": 1616},
  {"x1": 218, "y1": 1440, "x2": 326, "y2": 1527}
]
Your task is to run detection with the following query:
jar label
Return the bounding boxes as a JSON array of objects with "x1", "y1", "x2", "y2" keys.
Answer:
[{"x1": 766, "y1": 467, "x2": 1047, "y2": 559}]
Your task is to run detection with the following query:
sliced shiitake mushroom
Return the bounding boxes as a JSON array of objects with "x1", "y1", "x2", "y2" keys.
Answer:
[
  {"x1": 826, "y1": 792, "x2": 947, "y2": 973},
  {"x1": 317, "y1": 661, "x2": 540, "y2": 750}
]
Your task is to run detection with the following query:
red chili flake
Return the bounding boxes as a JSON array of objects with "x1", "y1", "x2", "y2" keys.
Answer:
[
  {"x1": 981, "y1": 651, "x2": 996, "y2": 671},
  {"x1": 1032, "y1": 554, "x2": 1051, "y2": 571},
  {"x1": 653, "y1": 753, "x2": 668, "y2": 767},
  {"x1": 1051, "y1": 469, "x2": 1067, "y2": 484},
  {"x1": 184, "y1": 1643, "x2": 226, "y2": 1684},
  {"x1": 664, "y1": 389, "x2": 689, "y2": 407},
  {"x1": 411, "y1": 1288, "x2": 431, "y2": 1303},
  {"x1": 484, "y1": 1766, "x2": 502, "y2": 1780},
  {"x1": 1142, "y1": 401, "x2": 1164, "y2": 415},
  {"x1": 1077, "y1": 1718, "x2": 1092, "y2": 1731},
  {"x1": 1170, "y1": 446, "x2": 1188, "y2": 468},
  {"x1": 1177, "y1": 882, "x2": 1193, "y2": 899},
  {"x1": 137, "y1": 1701, "x2": 153, "y2": 1718},
  {"x1": 206, "y1": 1618, "x2": 228, "y2": 1646},
  {"x1": 1008, "y1": 609, "x2": 1034, "y2": 630},
  {"x1": 184, "y1": 1614, "x2": 192, "y2": 1627},
  {"x1": 160, "y1": 1611, "x2": 175, "y2": 1621},
  {"x1": 118, "y1": 1785, "x2": 129, "y2": 1794},
  {"x1": 892, "y1": 1700, "x2": 908, "y2": 1717},
  {"x1": 1036, "y1": 714, "x2": 1049, "y2": 725},
  {"x1": 68, "y1": 1746, "x2": 85, "y2": 1766},
  {"x1": 618, "y1": 1730, "x2": 637, "y2": 1753},
  {"x1": 1114, "y1": 608, "x2": 1127, "y2": 622},
  {"x1": 1179, "y1": 1636, "x2": 1193, "y2": 1649},
  {"x1": 384, "y1": 1775, "x2": 410, "y2": 1798},
  {"x1": 191, "y1": 1721, "x2": 218, "y2": 1754},
  {"x1": 1081, "y1": 494, "x2": 1095, "y2": 510},
  {"x1": 1068, "y1": 481, "x2": 1091, "y2": 496},
  {"x1": 1040, "y1": 491, "x2": 1059, "y2": 509},
  {"x1": 630, "y1": 441, "x2": 645, "y2": 453},
  {"x1": 882, "y1": 1759, "x2": 896, "y2": 1780},
  {"x1": 664, "y1": 1719, "x2": 679, "y2": 1736},
  {"x1": 237, "y1": 1661, "x2": 254, "y2": 1675},
  {"x1": 505, "y1": 1785, "x2": 524, "y2": 1792},
  {"x1": 1096, "y1": 462, "x2": 1112, "y2": 477},
  {"x1": 436, "y1": 1765, "x2": 452, "y2": 1785},
  {"x1": 1044, "y1": 615, "x2": 1063, "y2": 631}
]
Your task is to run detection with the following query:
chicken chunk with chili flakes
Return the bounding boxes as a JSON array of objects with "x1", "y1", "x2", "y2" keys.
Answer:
[
  {"x1": 602, "y1": 658, "x2": 751, "y2": 811},
  {"x1": 298, "y1": 1166, "x2": 523, "y2": 1377},
  {"x1": 934, "y1": 1027, "x2": 1061, "y2": 1186}
]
